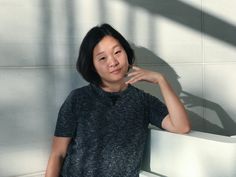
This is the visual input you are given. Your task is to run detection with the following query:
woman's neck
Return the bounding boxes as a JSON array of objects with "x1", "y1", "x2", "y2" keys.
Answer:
[{"x1": 100, "y1": 81, "x2": 128, "y2": 92}]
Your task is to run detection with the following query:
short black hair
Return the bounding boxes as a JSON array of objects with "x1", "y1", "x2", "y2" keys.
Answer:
[{"x1": 76, "y1": 23, "x2": 135, "y2": 85}]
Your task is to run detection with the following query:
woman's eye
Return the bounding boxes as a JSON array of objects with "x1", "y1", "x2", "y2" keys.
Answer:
[
  {"x1": 115, "y1": 50, "x2": 121, "y2": 55},
  {"x1": 99, "y1": 57, "x2": 106, "y2": 61}
]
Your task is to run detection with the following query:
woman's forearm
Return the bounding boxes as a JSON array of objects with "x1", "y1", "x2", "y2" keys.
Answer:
[
  {"x1": 125, "y1": 66, "x2": 191, "y2": 133},
  {"x1": 45, "y1": 154, "x2": 64, "y2": 177},
  {"x1": 45, "y1": 137, "x2": 71, "y2": 177},
  {"x1": 158, "y1": 75, "x2": 191, "y2": 133}
]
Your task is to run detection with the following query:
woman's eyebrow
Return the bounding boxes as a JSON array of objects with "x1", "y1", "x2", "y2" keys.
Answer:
[
  {"x1": 95, "y1": 51, "x2": 105, "y2": 57},
  {"x1": 112, "y1": 44, "x2": 121, "y2": 49}
]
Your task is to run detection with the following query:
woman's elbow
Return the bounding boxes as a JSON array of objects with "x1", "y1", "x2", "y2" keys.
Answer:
[{"x1": 179, "y1": 124, "x2": 191, "y2": 134}]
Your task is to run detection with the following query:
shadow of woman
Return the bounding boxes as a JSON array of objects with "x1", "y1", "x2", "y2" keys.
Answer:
[
  {"x1": 131, "y1": 44, "x2": 236, "y2": 136},
  {"x1": 131, "y1": 45, "x2": 236, "y2": 173}
]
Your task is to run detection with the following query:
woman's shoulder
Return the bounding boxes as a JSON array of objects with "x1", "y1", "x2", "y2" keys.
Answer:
[
  {"x1": 68, "y1": 84, "x2": 91, "y2": 98},
  {"x1": 62, "y1": 85, "x2": 90, "y2": 103},
  {"x1": 128, "y1": 85, "x2": 147, "y2": 95},
  {"x1": 71, "y1": 84, "x2": 90, "y2": 93},
  {"x1": 128, "y1": 85, "x2": 158, "y2": 101}
]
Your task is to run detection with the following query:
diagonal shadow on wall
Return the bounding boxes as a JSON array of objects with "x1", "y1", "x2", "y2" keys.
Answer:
[{"x1": 126, "y1": 0, "x2": 236, "y2": 47}]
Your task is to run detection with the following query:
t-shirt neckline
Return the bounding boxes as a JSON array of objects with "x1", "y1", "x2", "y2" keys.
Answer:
[{"x1": 89, "y1": 83, "x2": 132, "y2": 98}]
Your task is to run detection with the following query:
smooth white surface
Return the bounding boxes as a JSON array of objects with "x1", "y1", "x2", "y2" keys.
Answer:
[{"x1": 149, "y1": 129, "x2": 236, "y2": 177}]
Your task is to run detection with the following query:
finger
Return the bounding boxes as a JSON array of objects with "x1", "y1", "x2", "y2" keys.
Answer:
[
  {"x1": 126, "y1": 78, "x2": 139, "y2": 85},
  {"x1": 126, "y1": 74, "x2": 144, "y2": 84},
  {"x1": 132, "y1": 66, "x2": 141, "y2": 70},
  {"x1": 128, "y1": 72, "x2": 144, "y2": 81},
  {"x1": 126, "y1": 77, "x2": 139, "y2": 84},
  {"x1": 127, "y1": 71, "x2": 142, "y2": 77}
]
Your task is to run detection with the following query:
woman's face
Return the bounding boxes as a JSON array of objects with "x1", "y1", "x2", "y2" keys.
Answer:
[{"x1": 93, "y1": 36, "x2": 129, "y2": 85}]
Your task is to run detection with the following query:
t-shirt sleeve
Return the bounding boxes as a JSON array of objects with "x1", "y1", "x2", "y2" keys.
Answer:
[
  {"x1": 145, "y1": 92, "x2": 169, "y2": 129},
  {"x1": 54, "y1": 91, "x2": 77, "y2": 137}
]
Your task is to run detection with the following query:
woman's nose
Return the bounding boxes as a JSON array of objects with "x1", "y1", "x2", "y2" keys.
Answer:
[{"x1": 109, "y1": 56, "x2": 119, "y2": 67}]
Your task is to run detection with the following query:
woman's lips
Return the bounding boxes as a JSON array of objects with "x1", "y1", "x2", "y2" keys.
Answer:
[{"x1": 110, "y1": 68, "x2": 121, "y2": 74}]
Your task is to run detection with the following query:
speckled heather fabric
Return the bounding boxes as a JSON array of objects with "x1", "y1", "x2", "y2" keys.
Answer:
[{"x1": 54, "y1": 84, "x2": 168, "y2": 177}]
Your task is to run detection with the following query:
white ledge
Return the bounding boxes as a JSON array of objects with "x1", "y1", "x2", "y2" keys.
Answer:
[{"x1": 148, "y1": 128, "x2": 236, "y2": 177}]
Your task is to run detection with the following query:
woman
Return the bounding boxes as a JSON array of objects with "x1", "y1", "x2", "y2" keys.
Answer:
[{"x1": 45, "y1": 23, "x2": 191, "y2": 177}]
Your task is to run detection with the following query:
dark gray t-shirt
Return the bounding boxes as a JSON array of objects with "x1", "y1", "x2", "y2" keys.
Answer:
[{"x1": 54, "y1": 84, "x2": 168, "y2": 177}]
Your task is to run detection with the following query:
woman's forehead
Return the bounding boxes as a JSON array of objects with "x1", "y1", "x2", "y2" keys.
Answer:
[{"x1": 94, "y1": 36, "x2": 122, "y2": 54}]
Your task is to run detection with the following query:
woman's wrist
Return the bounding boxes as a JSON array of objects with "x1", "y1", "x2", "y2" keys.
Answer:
[{"x1": 154, "y1": 73, "x2": 165, "y2": 85}]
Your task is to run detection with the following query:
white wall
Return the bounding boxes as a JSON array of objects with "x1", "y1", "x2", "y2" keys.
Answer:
[{"x1": 0, "y1": 0, "x2": 236, "y2": 176}]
